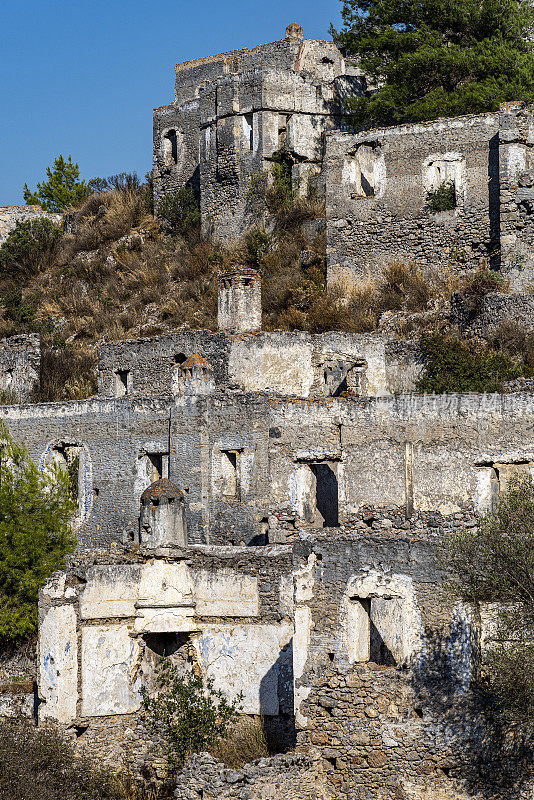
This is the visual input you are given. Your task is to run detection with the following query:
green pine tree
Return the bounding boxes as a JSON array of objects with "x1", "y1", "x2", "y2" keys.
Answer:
[
  {"x1": 0, "y1": 423, "x2": 76, "y2": 641},
  {"x1": 23, "y1": 155, "x2": 91, "y2": 212},
  {"x1": 332, "y1": 0, "x2": 534, "y2": 127}
]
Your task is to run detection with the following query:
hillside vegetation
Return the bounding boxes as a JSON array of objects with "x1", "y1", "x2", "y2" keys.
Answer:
[{"x1": 3, "y1": 167, "x2": 534, "y2": 399}]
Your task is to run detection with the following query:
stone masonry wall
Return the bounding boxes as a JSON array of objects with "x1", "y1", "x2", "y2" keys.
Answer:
[
  {"x1": 0, "y1": 334, "x2": 40, "y2": 402},
  {"x1": 294, "y1": 526, "x2": 532, "y2": 800},
  {"x1": 326, "y1": 113, "x2": 500, "y2": 289},
  {"x1": 497, "y1": 103, "x2": 534, "y2": 289}
]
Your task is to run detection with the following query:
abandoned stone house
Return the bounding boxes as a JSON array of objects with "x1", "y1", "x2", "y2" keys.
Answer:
[
  {"x1": 0, "y1": 268, "x2": 531, "y2": 799},
  {"x1": 0, "y1": 23, "x2": 533, "y2": 800},
  {"x1": 154, "y1": 25, "x2": 534, "y2": 292}
]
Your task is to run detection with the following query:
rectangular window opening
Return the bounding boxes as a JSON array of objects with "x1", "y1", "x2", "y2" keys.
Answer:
[
  {"x1": 310, "y1": 462, "x2": 339, "y2": 527},
  {"x1": 221, "y1": 450, "x2": 240, "y2": 498},
  {"x1": 114, "y1": 369, "x2": 130, "y2": 397},
  {"x1": 349, "y1": 597, "x2": 399, "y2": 666}
]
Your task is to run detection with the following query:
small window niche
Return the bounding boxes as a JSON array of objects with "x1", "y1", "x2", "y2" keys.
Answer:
[
  {"x1": 163, "y1": 129, "x2": 179, "y2": 166},
  {"x1": 136, "y1": 451, "x2": 169, "y2": 499},
  {"x1": 348, "y1": 596, "x2": 403, "y2": 666},
  {"x1": 243, "y1": 113, "x2": 254, "y2": 151},
  {"x1": 343, "y1": 143, "x2": 385, "y2": 199},
  {"x1": 114, "y1": 369, "x2": 131, "y2": 397},
  {"x1": 475, "y1": 459, "x2": 534, "y2": 513},
  {"x1": 221, "y1": 449, "x2": 241, "y2": 498},
  {"x1": 423, "y1": 152, "x2": 465, "y2": 211},
  {"x1": 322, "y1": 358, "x2": 366, "y2": 397}
]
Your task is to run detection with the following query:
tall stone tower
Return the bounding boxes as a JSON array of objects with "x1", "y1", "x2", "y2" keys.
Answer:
[{"x1": 217, "y1": 266, "x2": 262, "y2": 333}]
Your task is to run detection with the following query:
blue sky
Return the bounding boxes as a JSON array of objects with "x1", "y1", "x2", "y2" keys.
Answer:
[{"x1": 0, "y1": 0, "x2": 343, "y2": 205}]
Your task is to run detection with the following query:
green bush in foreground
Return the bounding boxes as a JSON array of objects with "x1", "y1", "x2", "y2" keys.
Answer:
[
  {"x1": 142, "y1": 662, "x2": 241, "y2": 767},
  {"x1": 446, "y1": 474, "x2": 534, "y2": 734},
  {"x1": 416, "y1": 332, "x2": 527, "y2": 393},
  {"x1": 0, "y1": 218, "x2": 61, "y2": 278},
  {"x1": 0, "y1": 423, "x2": 75, "y2": 641}
]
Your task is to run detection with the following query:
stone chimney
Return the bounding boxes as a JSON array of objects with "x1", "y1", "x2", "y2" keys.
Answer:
[
  {"x1": 174, "y1": 353, "x2": 215, "y2": 396},
  {"x1": 139, "y1": 479, "x2": 187, "y2": 549},
  {"x1": 218, "y1": 265, "x2": 262, "y2": 333},
  {"x1": 285, "y1": 23, "x2": 304, "y2": 41}
]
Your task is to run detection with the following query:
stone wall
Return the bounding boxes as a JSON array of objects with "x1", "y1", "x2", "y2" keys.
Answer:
[
  {"x1": 293, "y1": 525, "x2": 532, "y2": 800},
  {"x1": 0, "y1": 334, "x2": 40, "y2": 402},
  {"x1": 0, "y1": 206, "x2": 62, "y2": 246},
  {"x1": 0, "y1": 397, "x2": 172, "y2": 549},
  {"x1": 451, "y1": 290, "x2": 534, "y2": 338},
  {"x1": 4, "y1": 388, "x2": 534, "y2": 550},
  {"x1": 326, "y1": 113, "x2": 500, "y2": 289},
  {"x1": 97, "y1": 329, "x2": 418, "y2": 400},
  {"x1": 174, "y1": 751, "x2": 330, "y2": 800},
  {"x1": 37, "y1": 544, "x2": 295, "y2": 772},
  {"x1": 153, "y1": 25, "x2": 364, "y2": 240}
]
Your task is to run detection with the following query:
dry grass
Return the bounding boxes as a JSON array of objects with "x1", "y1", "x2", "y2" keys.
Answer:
[
  {"x1": 0, "y1": 184, "x2": 465, "y2": 401},
  {"x1": 209, "y1": 717, "x2": 270, "y2": 767},
  {"x1": 0, "y1": 719, "x2": 171, "y2": 800}
]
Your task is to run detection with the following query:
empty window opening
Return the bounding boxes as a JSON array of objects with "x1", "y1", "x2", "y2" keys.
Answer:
[
  {"x1": 114, "y1": 369, "x2": 130, "y2": 397},
  {"x1": 51, "y1": 444, "x2": 82, "y2": 513},
  {"x1": 475, "y1": 459, "x2": 533, "y2": 512},
  {"x1": 4, "y1": 369, "x2": 13, "y2": 388},
  {"x1": 310, "y1": 463, "x2": 339, "y2": 527},
  {"x1": 135, "y1": 451, "x2": 169, "y2": 500},
  {"x1": 243, "y1": 113, "x2": 254, "y2": 151},
  {"x1": 278, "y1": 115, "x2": 290, "y2": 149},
  {"x1": 148, "y1": 453, "x2": 164, "y2": 481},
  {"x1": 174, "y1": 353, "x2": 187, "y2": 365},
  {"x1": 248, "y1": 517, "x2": 269, "y2": 546},
  {"x1": 221, "y1": 450, "x2": 240, "y2": 498},
  {"x1": 323, "y1": 359, "x2": 366, "y2": 397},
  {"x1": 423, "y1": 153, "x2": 465, "y2": 210},
  {"x1": 348, "y1": 596, "x2": 401, "y2": 666},
  {"x1": 163, "y1": 130, "x2": 178, "y2": 166},
  {"x1": 343, "y1": 144, "x2": 385, "y2": 199},
  {"x1": 143, "y1": 632, "x2": 190, "y2": 658}
]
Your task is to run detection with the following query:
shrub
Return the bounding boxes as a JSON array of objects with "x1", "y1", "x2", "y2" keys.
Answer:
[
  {"x1": 416, "y1": 332, "x2": 526, "y2": 393},
  {"x1": 0, "y1": 423, "x2": 76, "y2": 641},
  {"x1": 0, "y1": 219, "x2": 61, "y2": 278},
  {"x1": 36, "y1": 346, "x2": 97, "y2": 402},
  {"x1": 245, "y1": 229, "x2": 270, "y2": 267},
  {"x1": 446, "y1": 473, "x2": 534, "y2": 734},
  {"x1": 462, "y1": 266, "x2": 506, "y2": 299},
  {"x1": 157, "y1": 186, "x2": 200, "y2": 237},
  {"x1": 209, "y1": 717, "x2": 269, "y2": 767},
  {"x1": 378, "y1": 261, "x2": 431, "y2": 312},
  {"x1": 426, "y1": 181, "x2": 456, "y2": 212},
  {"x1": 0, "y1": 719, "x2": 166, "y2": 799},
  {"x1": 141, "y1": 661, "x2": 241, "y2": 767},
  {"x1": 23, "y1": 155, "x2": 91, "y2": 212}
]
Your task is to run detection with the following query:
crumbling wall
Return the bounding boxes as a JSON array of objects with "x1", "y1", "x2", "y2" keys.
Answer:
[
  {"x1": 0, "y1": 397, "x2": 172, "y2": 549},
  {"x1": 0, "y1": 206, "x2": 62, "y2": 246},
  {"x1": 294, "y1": 530, "x2": 532, "y2": 800},
  {"x1": 37, "y1": 545, "x2": 295, "y2": 772},
  {"x1": 325, "y1": 113, "x2": 500, "y2": 288},
  {"x1": 498, "y1": 103, "x2": 534, "y2": 290},
  {"x1": 0, "y1": 334, "x2": 40, "y2": 402},
  {"x1": 174, "y1": 751, "x2": 331, "y2": 800},
  {"x1": 153, "y1": 27, "x2": 364, "y2": 240},
  {"x1": 451, "y1": 290, "x2": 534, "y2": 338}
]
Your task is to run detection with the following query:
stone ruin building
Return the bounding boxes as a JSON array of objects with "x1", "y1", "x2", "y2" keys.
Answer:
[
  {"x1": 154, "y1": 26, "x2": 534, "y2": 292},
  {"x1": 0, "y1": 267, "x2": 531, "y2": 800},
  {"x1": 0, "y1": 22, "x2": 533, "y2": 800}
]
